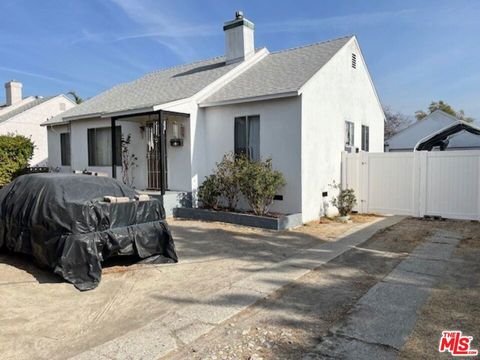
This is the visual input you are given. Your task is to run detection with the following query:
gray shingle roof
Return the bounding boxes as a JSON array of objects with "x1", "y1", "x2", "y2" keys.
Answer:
[
  {"x1": 50, "y1": 55, "x2": 242, "y2": 123},
  {"x1": 201, "y1": 36, "x2": 352, "y2": 105},
  {"x1": 0, "y1": 97, "x2": 53, "y2": 124},
  {"x1": 44, "y1": 36, "x2": 352, "y2": 125}
]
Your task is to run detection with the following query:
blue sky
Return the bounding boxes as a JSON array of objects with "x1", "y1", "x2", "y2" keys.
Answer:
[{"x1": 1, "y1": 0, "x2": 479, "y2": 119}]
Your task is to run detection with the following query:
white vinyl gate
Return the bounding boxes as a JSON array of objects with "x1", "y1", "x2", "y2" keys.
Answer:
[{"x1": 341, "y1": 150, "x2": 480, "y2": 220}]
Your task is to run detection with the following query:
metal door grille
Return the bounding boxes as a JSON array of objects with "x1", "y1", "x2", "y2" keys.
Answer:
[{"x1": 146, "y1": 118, "x2": 167, "y2": 190}]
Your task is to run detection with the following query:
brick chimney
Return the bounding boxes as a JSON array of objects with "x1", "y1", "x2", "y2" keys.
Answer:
[
  {"x1": 223, "y1": 11, "x2": 255, "y2": 64},
  {"x1": 5, "y1": 80, "x2": 23, "y2": 106}
]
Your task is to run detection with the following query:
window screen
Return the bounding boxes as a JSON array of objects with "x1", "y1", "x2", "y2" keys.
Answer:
[
  {"x1": 88, "y1": 126, "x2": 121, "y2": 166},
  {"x1": 60, "y1": 133, "x2": 71, "y2": 166}
]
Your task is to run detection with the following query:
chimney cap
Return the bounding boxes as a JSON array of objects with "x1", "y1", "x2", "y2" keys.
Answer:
[
  {"x1": 5, "y1": 80, "x2": 22, "y2": 86},
  {"x1": 223, "y1": 11, "x2": 254, "y2": 31}
]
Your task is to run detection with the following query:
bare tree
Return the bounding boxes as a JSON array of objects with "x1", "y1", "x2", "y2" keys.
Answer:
[
  {"x1": 120, "y1": 134, "x2": 138, "y2": 187},
  {"x1": 384, "y1": 106, "x2": 411, "y2": 140}
]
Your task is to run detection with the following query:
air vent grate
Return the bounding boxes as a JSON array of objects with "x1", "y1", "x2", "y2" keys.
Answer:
[{"x1": 352, "y1": 53, "x2": 357, "y2": 69}]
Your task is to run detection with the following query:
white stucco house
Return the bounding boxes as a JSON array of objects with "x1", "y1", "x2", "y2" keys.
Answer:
[
  {"x1": 0, "y1": 81, "x2": 76, "y2": 165},
  {"x1": 43, "y1": 12, "x2": 384, "y2": 222},
  {"x1": 385, "y1": 110, "x2": 480, "y2": 152}
]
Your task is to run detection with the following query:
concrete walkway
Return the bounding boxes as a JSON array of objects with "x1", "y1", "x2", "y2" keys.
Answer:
[
  {"x1": 305, "y1": 229, "x2": 461, "y2": 359},
  {"x1": 72, "y1": 216, "x2": 404, "y2": 360}
]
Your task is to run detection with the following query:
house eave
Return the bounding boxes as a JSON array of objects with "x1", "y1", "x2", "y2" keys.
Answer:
[
  {"x1": 42, "y1": 119, "x2": 70, "y2": 127},
  {"x1": 62, "y1": 105, "x2": 163, "y2": 122},
  {"x1": 101, "y1": 106, "x2": 155, "y2": 119},
  {"x1": 63, "y1": 112, "x2": 104, "y2": 121},
  {"x1": 199, "y1": 91, "x2": 299, "y2": 108}
]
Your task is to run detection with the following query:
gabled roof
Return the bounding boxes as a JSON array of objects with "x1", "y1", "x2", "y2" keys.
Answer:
[
  {"x1": 44, "y1": 36, "x2": 353, "y2": 125},
  {"x1": 201, "y1": 36, "x2": 352, "y2": 106},
  {"x1": 46, "y1": 55, "x2": 244, "y2": 124},
  {"x1": 386, "y1": 110, "x2": 480, "y2": 150},
  {"x1": 386, "y1": 110, "x2": 460, "y2": 150},
  {"x1": 0, "y1": 96, "x2": 54, "y2": 124}
]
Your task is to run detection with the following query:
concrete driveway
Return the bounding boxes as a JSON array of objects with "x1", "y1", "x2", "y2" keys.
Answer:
[{"x1": 0, "y1": 217, "x2": 391, "y2": 360}]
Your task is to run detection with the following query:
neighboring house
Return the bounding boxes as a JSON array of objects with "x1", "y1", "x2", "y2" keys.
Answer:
[
  {"x1": 43, "y1": 12, "x2": 384, "y2": 222},
  {"x1": 0, "y1": 81, "x2": 76, "y2": 165},
  {"x1": 385, "y1": 110, "x2": 480, "y2": 152}
]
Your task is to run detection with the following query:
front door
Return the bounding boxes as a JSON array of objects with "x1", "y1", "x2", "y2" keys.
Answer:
[{"x1": 146, "y1": 115, "x2": 167, "y2": 191}]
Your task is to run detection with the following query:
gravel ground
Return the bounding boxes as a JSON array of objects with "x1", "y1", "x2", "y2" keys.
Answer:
[{"x1": 165, "y1": 218, "x2": 479, "y2": 360}]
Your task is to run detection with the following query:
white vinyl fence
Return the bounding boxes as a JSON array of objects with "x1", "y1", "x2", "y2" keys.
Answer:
[{"x1": 342, "y1": 150, "x2": 480, "y2": 220}]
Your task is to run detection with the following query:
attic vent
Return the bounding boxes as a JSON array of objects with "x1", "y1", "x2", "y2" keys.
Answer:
[{"x1": 352, "y1": 53, "x2": 357, "y2": 69}]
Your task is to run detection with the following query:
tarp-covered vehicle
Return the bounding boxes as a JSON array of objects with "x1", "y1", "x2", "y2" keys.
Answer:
[{"x1": 0, "y1": 174, "x2": 177, "y2": 290}]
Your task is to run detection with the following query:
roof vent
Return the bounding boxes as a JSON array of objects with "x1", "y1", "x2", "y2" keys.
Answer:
[{"x1": 352, "y1": 53, "x2": 357, "y2": 69}]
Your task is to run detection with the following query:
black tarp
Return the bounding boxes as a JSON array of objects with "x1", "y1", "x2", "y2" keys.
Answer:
[{"x1": 0, "y1": 173, "x2": 177, "y2": 290}]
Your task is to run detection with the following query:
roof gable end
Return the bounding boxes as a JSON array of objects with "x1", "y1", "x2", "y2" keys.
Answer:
[{"x1": 200, "y1": 36, "x2": 352, "y2": 107}]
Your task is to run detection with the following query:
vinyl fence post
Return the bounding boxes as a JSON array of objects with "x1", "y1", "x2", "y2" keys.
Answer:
[
  {"x1": 360, "y1": 151, "x2": 369, "y2": 213},
  {"x1": 341, "y1": 151, "x2": 347, "y2": 189},
  {"x1": 418, "y1": 151, "x2": 428, "y2": 217},
  {"x1": 412, "y1": 151, "x2": 420, "y2": 217}
]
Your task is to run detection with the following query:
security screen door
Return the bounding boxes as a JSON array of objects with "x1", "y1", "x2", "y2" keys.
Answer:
[{"x1": 146, "y1": 114, "x2": 168, "y2": 191}]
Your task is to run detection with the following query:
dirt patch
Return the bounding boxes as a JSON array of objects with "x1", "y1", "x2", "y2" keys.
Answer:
[
  {"x1": 360, "y1": 217, "x2": 432, "y2": 254},
  {"x1": 291, "y1": 214, "x2": 382, "y2": 240},
  {"x1": 399, "y1": 221, "x2": 480, "y2": 359}
]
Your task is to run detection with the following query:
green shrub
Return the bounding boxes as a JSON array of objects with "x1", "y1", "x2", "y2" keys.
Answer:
[
  {"x1": 0, "y1": 134, "x2": 34, "y2": 186},
  {"x1": 237, "y1": 156, "x2": 286, "y2": 216},
  {"x1": 215, "y1": 153, "x2": 241, "y2": 210},
  {"x1": 330, "y1": 181, "x2": 357, "y2": 216},
  {"x1": 197, "y1": 174, "x2": 221, "y2": 209},
  {"x1": 198, "y1": 153, "x2": 286, "y2": 215}
]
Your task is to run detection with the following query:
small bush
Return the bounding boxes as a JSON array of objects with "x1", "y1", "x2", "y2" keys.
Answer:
[
  {"x1": 198, "y1": 153, "x2": 286, "y2": 215},
  {"x1": 0, "y1": 134, "x2": 34, "y2": 186},
  {"x1": 238, "y1": 156, "x2": 286, "y2": 216},
  {"x1": 197, "y1": 174, "x2": 221, "y2": 209},
  {"x1": 215, "y1": 153, "x2": 241, "y2": 210},
  {"x1": 330, "y1": 181, "x2": 357, "y2": 216}
]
